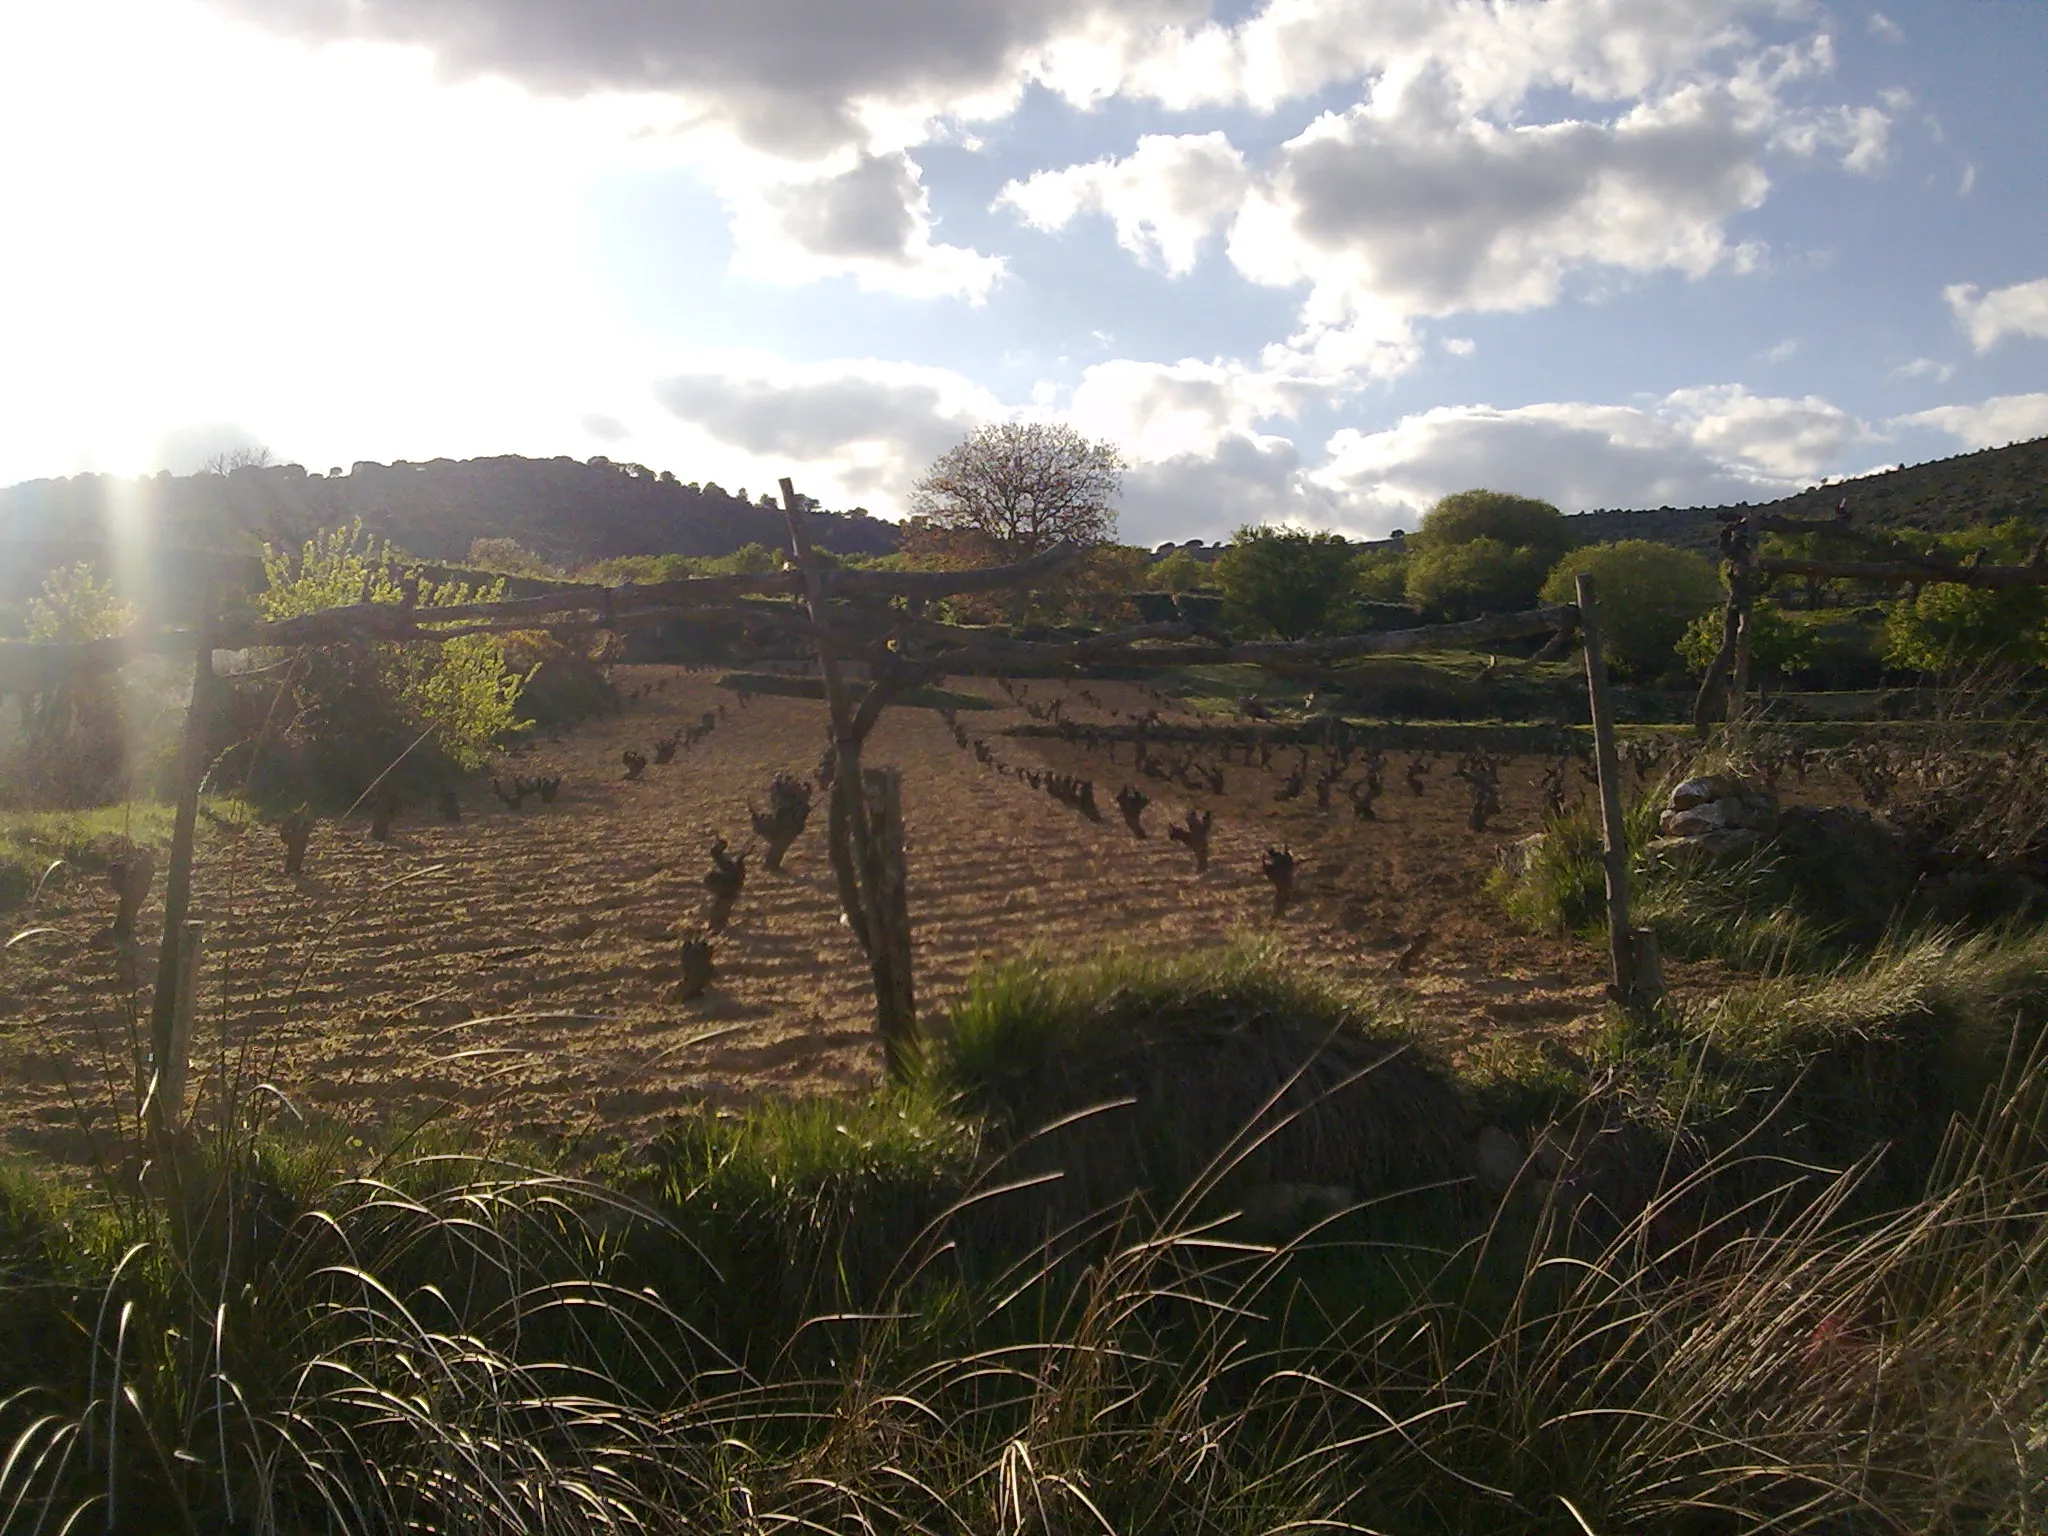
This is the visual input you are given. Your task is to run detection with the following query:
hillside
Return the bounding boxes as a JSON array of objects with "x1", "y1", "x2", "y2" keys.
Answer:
[
  {"x1": 1566, "y1": 435, "x2": 2048, "y2": 553},
  {"x1": 0, "y1": 455, "x2": 899, "y2": 583}
]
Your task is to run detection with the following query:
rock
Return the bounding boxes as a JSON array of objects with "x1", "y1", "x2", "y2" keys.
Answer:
[
  {"x1": 1496, "y1": 832, "x2": 1548, "y2": 880},
  {"x1": 1474, "y1": 1126, "x2": 1525, "y2": 1193},
  {"x1": 1660, "y1": 807, "x2": 1723, "y2": 837},
  {"x1": 1670, "y1": 774, "x2": 1743, "y2": 811},
  {"x1": 1648, "y1": 828, "x2": 1760, "y2": 861}
]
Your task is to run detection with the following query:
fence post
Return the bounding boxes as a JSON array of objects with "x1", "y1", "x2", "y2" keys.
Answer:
[
  {"x1": 1575, "y1": 575, "x2": 1644, "y2": 1011},
  {"x1": 147, "y1": 608, "x2": 214, "y2": 1152}
]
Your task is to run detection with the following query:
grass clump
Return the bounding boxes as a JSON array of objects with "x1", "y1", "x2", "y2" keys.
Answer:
[
  {"x1": 925, "y1": 940, "x2": 1470, "y2": 1222},
  {"x1": 0, "y1": 800, "x2": 240, "y2": 911}
]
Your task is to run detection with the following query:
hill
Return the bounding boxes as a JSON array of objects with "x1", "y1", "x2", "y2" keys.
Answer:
[
  {"x1": 1565, "y1": 435, "x2": 2048, "y2": 554},
  {"x1": 0, "y1": 455, "x2": 899, "y2": 581}
]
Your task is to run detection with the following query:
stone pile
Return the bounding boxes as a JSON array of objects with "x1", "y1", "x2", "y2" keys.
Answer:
[{"x1": 1649, "y1": 773, "x2": 1777, "y2": 859}]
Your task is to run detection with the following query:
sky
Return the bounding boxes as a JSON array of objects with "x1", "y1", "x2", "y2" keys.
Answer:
[{"x1": 0, "y1": 0, "x2": 2043, "y2": 548}]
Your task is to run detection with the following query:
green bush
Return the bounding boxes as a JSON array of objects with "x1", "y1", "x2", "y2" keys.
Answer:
[
  {"x1": 1214, "y1": 525, "x2": 1360, "y2": 638},
  {"x1": 9, "y1": 563, "x2": 134, "y2": 808},
  {"x1": 251, "y1": 523, "x2": 527, "y2": 803},
  {"x1": 1411, "y1": 488, "x2": 1575, "y2": 563},
  {"x1": 926, "y1": 942, "x2": 1469, "y2": 1228},
  {"x1": 1405, "y1": 534, "x2": 1552, "y2": 621},
  {"x1": 1542, "y1": 539, "x2": 1723, "y2": 678},
  {"x1": 1677, "y1": 595, "x2": 1817, "y2": 678}
]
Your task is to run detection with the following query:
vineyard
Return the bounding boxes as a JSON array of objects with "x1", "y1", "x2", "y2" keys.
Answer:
[{"x1": 1, "y1": 665, "x2": 1742, "y2": 1165}]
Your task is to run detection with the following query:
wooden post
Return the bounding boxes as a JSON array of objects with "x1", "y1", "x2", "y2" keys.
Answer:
[
  {"x1": 146, "y1": 614, "x2": 213, "y2": 1149},
  {"x1": 1576, "y1": 575, "x2": 1641, "y2": 1011},
  {"x1": 161, "y1": 920, "x2": 204, "y2": 1130}
]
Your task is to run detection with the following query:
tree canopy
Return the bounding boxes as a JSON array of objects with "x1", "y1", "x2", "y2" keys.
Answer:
[
  {"x1": 1412, "y1": 489, "x2": 1574, "y2": 561},
  {"x1": 910, "y1": 423, "x2": 1123, "y2": 555},
  {"x1": 1215, "y1": 526, "x2": 1359, "y2": 640},
  {"x1": 1405, "y1": 489, "x2": 1574, "y2": 618},
  {"x1": 1541, "y1": 540, "x2": 1722, "y2": 679},
  {"x1": 1404, "y1": 537, "x2": 1550, "y2": 622}
]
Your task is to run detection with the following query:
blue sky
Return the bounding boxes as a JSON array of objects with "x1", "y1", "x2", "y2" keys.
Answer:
[{"x1": 1, "y1": 0, "x2": 2042, "y2": 546}]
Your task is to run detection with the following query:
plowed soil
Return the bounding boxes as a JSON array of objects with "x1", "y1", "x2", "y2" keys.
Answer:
[{"x1": 0, "y1": 669, "x2": 1733, "y2": 1164}]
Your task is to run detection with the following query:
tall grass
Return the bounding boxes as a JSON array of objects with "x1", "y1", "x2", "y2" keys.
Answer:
[{"x1": 5, "y1": 936, "x2": 2048, "y2": 1531}]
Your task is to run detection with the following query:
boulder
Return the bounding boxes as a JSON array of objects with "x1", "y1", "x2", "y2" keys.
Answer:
[
  {"x1": 1496, "y1": 832, "x2": 1549, "y2": 881},
  {"x1": 1670, "y1": 774, "x2": 1745, "y2": 811}
]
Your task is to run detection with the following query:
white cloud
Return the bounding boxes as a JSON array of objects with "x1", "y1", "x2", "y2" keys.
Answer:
[
  {"x1": 1119, "y1": 435, "x2": 1340, "y2": 546},
  {"x1": 1958, "y1": 163, "x2": 1976, "y2": 196},
  {"x1": 1890, "y1": 357, "x2": 1956, "y2": 384},
  {"x1": 1945, "y1": 278, "x2": 2048, "y2": 352},
  {"x1": 725, "y1": 151, "x2": 1006, "y2": 300},
  {"x1": 1868, "y1": 12, "x2": 1905, "y2": 44},
  {"x1": 1442, "y1": 337, "x2": 1477, "y2": 357},
  {"x1": 1893, "y1": 393, "x2": 2048, "y2": 451},
  {"x1": 201, "y1": 0, "x2": 1204, "y2": 159},
  {"x1": 652, "y1": 357, "x2": 1002, "y2": 508},
  {"x1": 1122, "y1": 0, "x2": 1797, "y2": 118},
  {"x1": 998, "y1": 132, "x2": 1248, "y2": 275},
  {"x1": 1227, "y1": 70, "x2": 1773, "y2": 328},
  {"x1": 1659, "y1": 383, "x2": 1864, "y2": 478},
  {"x1": 1311, "y1": 384, "x2": 1866, "y2": 534},
  {"x1": 1759, "y1": 337, "x2": 1799, "y2": 363}
]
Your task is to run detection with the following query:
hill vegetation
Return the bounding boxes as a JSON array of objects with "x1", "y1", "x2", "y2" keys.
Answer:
[
  {"x1": 0, "y1": 453, "x2": 897, "y2": 582},
  {"x1": 1566, "y1": 434, "x2": 2048, "y2": 553}
]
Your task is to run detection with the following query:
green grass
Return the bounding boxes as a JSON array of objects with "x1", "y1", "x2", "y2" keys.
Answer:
[
  {"x1": 6, "y1": 938, "x2": 2048, "y2": 1531},
  {"x1": 925, "y1": 941, "x2": 1470, "y2": 1229},
  {"x1": 0, "y1": 798, "x2": 250, "y2": 910}
]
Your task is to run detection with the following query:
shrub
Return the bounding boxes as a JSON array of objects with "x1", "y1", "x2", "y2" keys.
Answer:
[
  {"x1": 1542, "y1": 539, "x2": 1723, "y2": 678},
  {"x1": 926, "y1": 942, "x2": 1469, "y2": 1224},
  {"x1": 1411, "y1": 488, "x2": 1576, "y2": 563},
  {"x1": 1403, "y1": 489, "x2": 1573, "y2": 619},
  {"x1": 1405, "y1": 534, "x2": 1552, "y2": 621},
  {"x1": 250, "y1": 523, "x2": 527, "y2": 803},
  {"x1": 1677, "y1": 595, "x2": 1817, "y2": 679},
  {"x1": 9, "y1": 563, "x2": 134, "y2": 808},
  {"x1": 1214, "y1": 525, "x2": 1360, "y2": 638}
]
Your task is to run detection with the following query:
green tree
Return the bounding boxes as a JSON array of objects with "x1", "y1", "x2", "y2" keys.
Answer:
[
  {"x1": 1150, "y1": 549, "x2": 1209, "y2": 593},
  {"x1": 1405, "y1": 537, "x2": 1550, "y2": 622},
  {"x1": 1885, "y1": 583, "x2": 2048, "y2": 673},
  {"x1": 1350, "y1": 546, "x2": 1409, "y2": 604},
  {"x1": 1404, "y1": 490, "x2": 1574, "y2": 617},
  {"x1": 1215, "y1": 526, "x2": 1358, "y2": 640},
  {"x1": 1677, "y1": 597, "x2": 1817, "y2": 679},
  {"x1": 258, "y1": 523, "x2": 527, "y2": 797},
  {"x1": 1881, "y1": 520, "x2": 2048, "y2": 674},
  {"x1": 1412, "y1": 489, "x2": 1575, "y2": 561},
  {"x1": 1541, "y1": 540, "x2": 1723, "y2": 679}
]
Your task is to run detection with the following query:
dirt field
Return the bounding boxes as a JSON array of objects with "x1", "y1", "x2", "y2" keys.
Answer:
[{"x1": 0, "y1": 668, "x2": 1735, "y2": 1164}]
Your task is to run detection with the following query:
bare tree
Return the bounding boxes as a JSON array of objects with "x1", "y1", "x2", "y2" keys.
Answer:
[
  {"x1": 910, "y1": 423, "x2": 1123, "y2": 555},
  {"x1": 200, "y1": 444, "x2": 275, "y2": 476}
]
